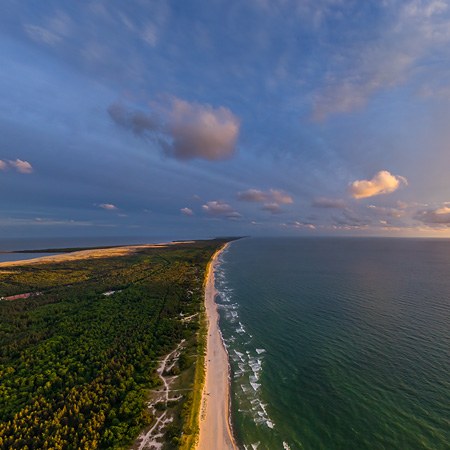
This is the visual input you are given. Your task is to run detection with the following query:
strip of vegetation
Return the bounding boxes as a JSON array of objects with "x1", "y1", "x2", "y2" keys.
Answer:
[
  {"x1": 178, "y1": 246, "x2": 225, "y2": 450},
  {"x1": 0, "y1": 240, "x2": 228, "y2": 449},
  {"x1": 178, "y1": 308, "x2": 207, "y2": 450}
]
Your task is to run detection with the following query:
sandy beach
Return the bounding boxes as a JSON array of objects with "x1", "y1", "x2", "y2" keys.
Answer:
[{"x1": 197, "y1": 244, "x2": 237, "y2": 450}]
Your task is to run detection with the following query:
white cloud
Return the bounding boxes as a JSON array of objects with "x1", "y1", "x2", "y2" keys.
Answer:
[
  {"x1": 313, "y1": 51, "x2": 415, "y2": 120},
  {"x1": 349, "y1": 170, "x2": 407, "y2": 199},
  {"x1": 141, "y1": 23, "x2": 158, "y2": 47},
  {"x1": 202, "y1": 201, "x2": 241, "y2": 219},
  {"x1": 98, "y1": 203, "x2": 118, "y2": 210},
  {"x1": 180, "y1": 207, "x2": 194, "y2": 216},
  {"x1": 312, "y1": 0, "x2": 450, "y2": 119},
  {"x1": 46, "y1": 11, "x2": 73, "y2": 38}
]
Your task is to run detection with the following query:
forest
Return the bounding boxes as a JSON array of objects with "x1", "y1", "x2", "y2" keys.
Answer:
[{"x1": 0, "y1": 240, "x2": 226, "y2": 449}]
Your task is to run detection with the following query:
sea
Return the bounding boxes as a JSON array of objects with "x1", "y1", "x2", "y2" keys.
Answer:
[{"x1": 214, "y1": 238, "x2": 450, "y2": 450}]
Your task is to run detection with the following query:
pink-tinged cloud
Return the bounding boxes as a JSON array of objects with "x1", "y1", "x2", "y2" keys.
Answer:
[
  {"x1": 8, "y1": 159, "x2": 33, "y2": 174},
  {"x1": 202, "y1": 201, "x2": 241, "y2": 219},
  {"x1": 349, "y1": 170, "x2": 407, "y2": 199},
  {"x1": 99, "y1": 203, "x2": 118, "y2": 210},
  {"x1": 237, "y1": 188, "x2": 293, "y2": 204},
  {"x1": 180, "y1": 207, "x2": 194, "y2": 216},
  {"x1": 0, "y1": 160, "x2": 7, "y2": 171},
  {"x1": 415, "y1": 205, "x2": 450, "y2": 225},
  {"x1": 164, "y1": 98, "x2": 240, "y2": 160},
  {"x1": 108, "y1": 97, "x2": 240, "y2": 161}
]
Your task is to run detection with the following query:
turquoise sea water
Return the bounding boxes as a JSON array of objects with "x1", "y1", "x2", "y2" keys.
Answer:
[{"x1": 214, "y1": 238, "x2": 450, "y2": 450}]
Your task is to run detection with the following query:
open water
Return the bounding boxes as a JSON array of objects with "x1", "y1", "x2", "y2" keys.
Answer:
[{"x1": 214, "y1": 238, "x2": 450, "y2": 450}]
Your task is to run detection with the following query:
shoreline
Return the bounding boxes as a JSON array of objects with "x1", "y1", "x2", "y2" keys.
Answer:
[{"x1": 196, "y1": 243, "x2": 238, "y2": 450}]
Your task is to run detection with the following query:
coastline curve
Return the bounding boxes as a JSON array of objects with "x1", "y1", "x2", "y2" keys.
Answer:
[{"x1": 196, "y1": 243, "x2": 238, "y2": 450}]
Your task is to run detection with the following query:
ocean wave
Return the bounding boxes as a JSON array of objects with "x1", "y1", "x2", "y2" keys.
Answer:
[{"x1": 214, "y1": 247, "x2": 277, "y2": 443}]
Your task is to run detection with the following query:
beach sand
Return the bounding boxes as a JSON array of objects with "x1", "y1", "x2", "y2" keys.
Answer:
[{"x1": 197, "y1": 244, "x2": 237, "y2": 450}]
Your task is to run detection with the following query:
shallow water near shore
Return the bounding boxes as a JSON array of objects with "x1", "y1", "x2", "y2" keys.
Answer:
[
  {"x1": 0, "y1": 252, "x2": 59, "y2": 263},
  {"x1": 215, "y1": 237, "x2": 450, "y2": 450}
]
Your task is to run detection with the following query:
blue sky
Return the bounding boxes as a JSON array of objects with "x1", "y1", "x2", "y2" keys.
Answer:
[{"x1": 2, "y1": 0, "x2": 450, "y2": 239}]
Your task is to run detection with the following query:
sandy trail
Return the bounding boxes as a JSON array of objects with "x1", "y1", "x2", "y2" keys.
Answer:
[
  {"x1": 197, "y1": 244, "x2": 237, "y2": 450},
  {"x1": 137, "y1": 340, "x2": 185, "y2": 450}
]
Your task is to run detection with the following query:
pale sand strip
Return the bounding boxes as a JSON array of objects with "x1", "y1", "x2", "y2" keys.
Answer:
[
  {"x1": 0, "y1": 245, "x2": 165, "y2": 268},
  {"x1": 197, "y1": 244, "x2": 238, "y2": 450},
  {"x1": 0, "y1": 241, "x2": 196, "y2": 268}
]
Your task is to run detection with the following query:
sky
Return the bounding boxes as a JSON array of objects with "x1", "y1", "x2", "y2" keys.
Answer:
[{"x1": 2, "y1": 0, "x2": 450, "y2": 239}]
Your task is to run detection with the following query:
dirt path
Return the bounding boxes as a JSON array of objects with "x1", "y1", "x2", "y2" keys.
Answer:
[{"x1": 135, "y1": 340, "x2": 185, "y2": 450}]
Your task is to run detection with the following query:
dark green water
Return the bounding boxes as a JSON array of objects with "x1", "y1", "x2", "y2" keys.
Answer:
[{"x1": 214, "y1": 238, "x2": 450, "y2": 450}]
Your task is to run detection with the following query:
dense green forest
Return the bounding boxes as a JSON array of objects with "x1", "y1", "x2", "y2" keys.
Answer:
[{"x1": 0, "y1": 240, "x2": 225, "y2": 449}]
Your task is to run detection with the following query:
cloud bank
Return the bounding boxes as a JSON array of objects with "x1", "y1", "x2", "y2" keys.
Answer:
[
  {"x1": 237, "y1": 188, "x2": 293, "y2": 204},
  {"x1": 415, "y1": 205, "x2": 450, "y2": 225},
  {"x1": 349, "y1": 170, "x2": 407, "y2": 199},
  {"x1": 108, "y1": 97, "x2": 240, "y2": 161}
]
